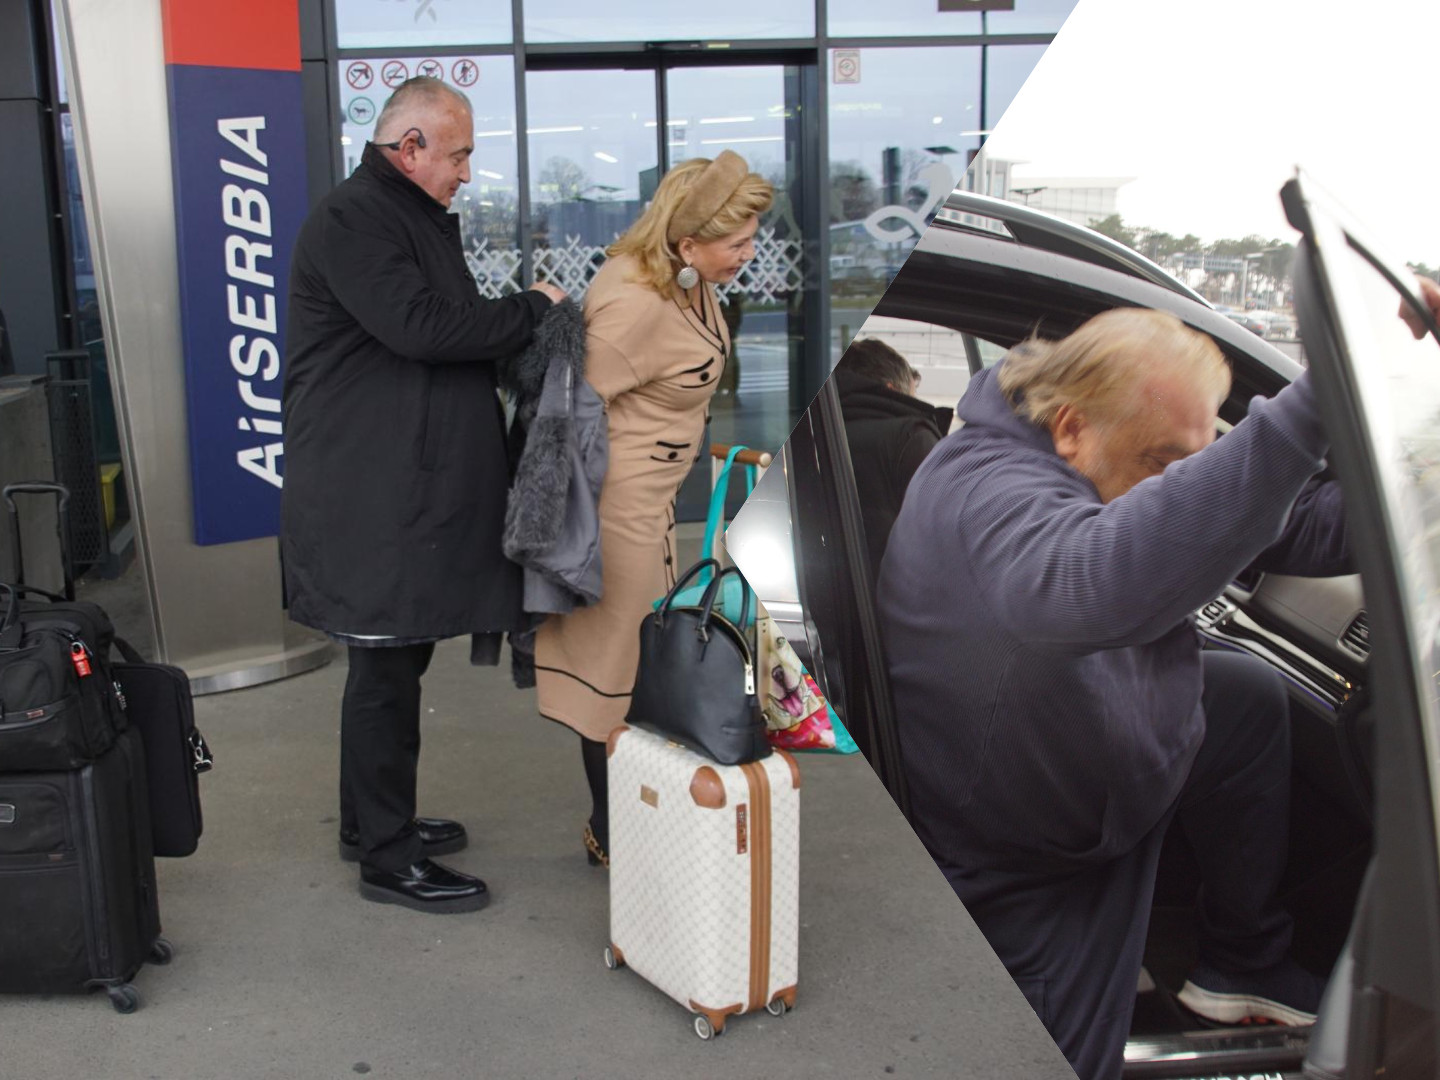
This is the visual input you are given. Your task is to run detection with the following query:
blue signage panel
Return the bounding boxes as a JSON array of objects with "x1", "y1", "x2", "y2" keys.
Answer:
[{"x1": 165, "y1": 52, "x2": 306, "y2": 544}]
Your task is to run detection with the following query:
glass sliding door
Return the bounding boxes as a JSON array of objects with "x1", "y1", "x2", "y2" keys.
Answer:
[
  {"x1": 523, "y1": 68, "x2": 658, "y2": 295},
  {"x1": 666, "y1": 63, "x2": 809, "y2": 519},
  {"x1": 525, "y1": 59, "x2": 815, "y2": 521}
]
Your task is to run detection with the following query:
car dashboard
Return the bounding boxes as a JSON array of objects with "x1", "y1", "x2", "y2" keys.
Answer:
[{"x1": 1197, "y1": 572, "x2": 1367, "y2": 714}]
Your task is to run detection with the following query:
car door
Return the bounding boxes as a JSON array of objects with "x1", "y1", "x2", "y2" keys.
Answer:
[{"x1": 1284, "y1": 172, "x2": 1440, "y2": 1078}]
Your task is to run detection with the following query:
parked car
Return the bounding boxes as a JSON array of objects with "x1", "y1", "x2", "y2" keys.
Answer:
[
  {"x1": 1247, "y1": 308, "x2": 1299, "y2": 341},
  {"x1": 729, "y1": 180, "x2": 1440, "y2": 1079},
  {"x1": 1224, "y1": 308, "x2": 1270, "y2": 336}
]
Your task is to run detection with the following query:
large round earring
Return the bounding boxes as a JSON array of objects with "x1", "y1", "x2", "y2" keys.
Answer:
[{"x1": 676, "y1": 263, "x2": 700, "y2": 290}]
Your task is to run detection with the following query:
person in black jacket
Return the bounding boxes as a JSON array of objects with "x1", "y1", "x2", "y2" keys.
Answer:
[
  {"x1": 283, "y1": 77, "x2": 566, "y2": 914},
  {"x1": 833, "y1": 338, "x2": 951, "y2": 583}
]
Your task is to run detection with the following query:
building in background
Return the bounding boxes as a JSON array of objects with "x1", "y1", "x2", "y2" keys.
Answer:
[{"x1": 16, "y1": 0, "x2": 1079, "y2": 523}]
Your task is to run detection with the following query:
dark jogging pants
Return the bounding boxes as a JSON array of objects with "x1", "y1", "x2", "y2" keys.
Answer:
[
  {"x1": 949, "y1": 651, "x2": 1295, "y2": 1080},
  {"x1": 339, "y1": 642, "x2": 436, "y2": 872}
]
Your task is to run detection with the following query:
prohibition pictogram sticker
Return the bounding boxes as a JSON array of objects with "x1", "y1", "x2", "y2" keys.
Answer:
[
  {"x1": 451, "y1": 58, "x2": 479, "y2": 87},
  {"x1": 381, "y1": 60, "x2": 409, "y2": 88},
  {"x1": 346, "y1": 61, "x2": 373, "y2": 90},
  {"x1": 417, "y1": 58, "x2": 444, "y2": 80},
  {"x1": 347, "y1": 97, "x2": 376, "y2": 125}
]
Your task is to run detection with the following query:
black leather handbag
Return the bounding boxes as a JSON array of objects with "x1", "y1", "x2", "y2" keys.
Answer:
[{"x1": 627, "y1": 559, "x2": 770, "y2": 766}]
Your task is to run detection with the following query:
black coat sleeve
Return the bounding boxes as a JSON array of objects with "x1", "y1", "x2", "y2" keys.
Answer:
[{"x1": 321, "y1": 205, "x2": 550, "y2": 363}]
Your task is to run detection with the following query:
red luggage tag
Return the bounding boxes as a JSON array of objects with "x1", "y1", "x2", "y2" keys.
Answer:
[{"x1": 71, "y1": 642, "x2": 92, "y2": 678}]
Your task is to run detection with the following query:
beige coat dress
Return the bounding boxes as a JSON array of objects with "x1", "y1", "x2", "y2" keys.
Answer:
[{"x1": 535, "y1": 254, "x2": 729, "y2": 741}]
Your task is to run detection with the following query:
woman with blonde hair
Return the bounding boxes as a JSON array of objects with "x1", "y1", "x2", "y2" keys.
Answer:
[{"x1": 534, "y1": 151, "x2": 774, "y2": 866}]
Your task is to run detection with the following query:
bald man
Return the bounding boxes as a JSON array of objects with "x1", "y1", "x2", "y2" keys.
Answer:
[{"x1": 283, "y1": 77, "x2": 565, "y2": 913}]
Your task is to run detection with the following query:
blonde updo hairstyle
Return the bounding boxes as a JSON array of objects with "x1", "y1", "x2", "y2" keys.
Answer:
[
  {"x1": 997, "y1": 307, "x2": 1231, "y2": 430},
  {"x1": 607, "y1": 152, "x2": 774, "y2": 302}
]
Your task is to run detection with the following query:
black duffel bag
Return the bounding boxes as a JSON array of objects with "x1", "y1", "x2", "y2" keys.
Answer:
[
  {"x1": 626, "y1": 559, "x2": 770, "y2": 767},
  {"x1": 0, "y1": 581, "x2": 127, "y2": 771}
]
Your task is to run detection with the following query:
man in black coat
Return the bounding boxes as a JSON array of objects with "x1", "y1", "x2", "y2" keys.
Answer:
[
  {"x1": 834, "y1": 339, "x2": 951, "y2": 584},
  {"x1": 283, "y1": 76, "x2": 565, "y2": 913}
]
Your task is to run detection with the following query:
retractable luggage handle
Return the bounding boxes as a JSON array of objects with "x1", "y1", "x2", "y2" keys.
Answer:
[{"x1": 3, "y1": 481, "x2": 76, "y2": 601}]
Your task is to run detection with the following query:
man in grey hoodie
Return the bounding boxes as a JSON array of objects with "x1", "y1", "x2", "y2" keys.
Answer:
[{"x1": 877, "y1": 308, "x2": 1350, "y2": 1080}]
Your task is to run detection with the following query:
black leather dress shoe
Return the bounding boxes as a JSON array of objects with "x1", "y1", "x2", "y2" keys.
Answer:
[
  {"x1": 358, "y1": 858, "x2": 490, "y2": 914},
  {"x1": 338, "y1": 817, "x2": 468, "y2": 863}
]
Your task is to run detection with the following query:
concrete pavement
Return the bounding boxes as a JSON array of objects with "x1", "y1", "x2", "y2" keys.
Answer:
[{"x1": 1, "y1": 636, "x2": 1074, "y2": 1080}]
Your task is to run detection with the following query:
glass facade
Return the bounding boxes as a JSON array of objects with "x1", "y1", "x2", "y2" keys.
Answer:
[
  {"x1": 320, "y1": 0, "x2": 1076, "y2": 516},
  {"x1": 335, "y1": 0, "x2": 513, "y2": 48},
  {"x1": 523, "y1": 0, "x2": 814, "y2": 42},
  {"x1": 827, "y1": 45, "x2": 982, "y2": 359},
  {"x1": 984, "y1": 42, "x2": 1048, "y2": 128},
  {"x1": 827, "y1": 0, "x2": 981, "y2": 39}
]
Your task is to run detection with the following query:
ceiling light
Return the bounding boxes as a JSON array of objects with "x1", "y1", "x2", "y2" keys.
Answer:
[
  {"x1": 474, "y1": 129, "x2": 514, "y2": 138},
  {"x1": 475, "y1": 169, "x2": 503, "y2": 180},
  {"x1": 594, "y1": 151, "x2": 618, "y2": 163},
  {"x1": 699, "y1": 116, "x2": 755, "y2": 125},
  {"x1": 526, "y1": 125, "x2": 584, "y2": 135}
]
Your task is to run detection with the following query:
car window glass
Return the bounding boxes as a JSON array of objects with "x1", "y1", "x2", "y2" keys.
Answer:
[
  {"x1": 849, "y1": 315, "x2": 970, "y2": 427},
  {"x1": 975, "y1": 337, "x2": 1008, "y2": 369},
  {"x1": 1335, "y1": 243, "x2": 1440, "y2": 604}
]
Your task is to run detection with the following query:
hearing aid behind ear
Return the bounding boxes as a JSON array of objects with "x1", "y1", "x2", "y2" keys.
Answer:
[{"x1": 377, "y1": 126, "x2": 426, "y2": 150}]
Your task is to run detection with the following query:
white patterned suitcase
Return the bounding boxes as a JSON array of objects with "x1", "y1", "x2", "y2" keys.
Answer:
[{"x1": 604, "y1": 724, "x2": 800, "y2": 1039}]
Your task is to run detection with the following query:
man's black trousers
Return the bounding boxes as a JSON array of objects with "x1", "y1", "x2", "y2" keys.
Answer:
[
  {"x1": 339, "y1": 642, "x2": 436, "y2": 872},
  {"x1": 949, "y1": 651, "x2": 1295, "y2": 1080}
]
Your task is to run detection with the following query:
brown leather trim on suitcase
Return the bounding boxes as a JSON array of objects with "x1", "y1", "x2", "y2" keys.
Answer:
[
  {"x1": 776, "y1": 748, "x2": 801, "y2": 789},
  {"x1": 740, "y1": 761, "x2": 772, "y2": 1014},
  {"x1": 689, "y1": 766, "x2": 727, "y2": 809},
  {"x1": 606, "y1": 725, "x2": 629, "y2": 758}
]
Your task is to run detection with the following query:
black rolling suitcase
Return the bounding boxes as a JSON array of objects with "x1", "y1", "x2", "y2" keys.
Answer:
[
  {"x1": 0, "y1": 725, "x2": 170, "y2": 1011},
  {"x1": 0, "y1": 482, "x2": 173, "y2": 1011},
  {"x1": 3, "y1": 482, "x2": 210, "y2": 858}
]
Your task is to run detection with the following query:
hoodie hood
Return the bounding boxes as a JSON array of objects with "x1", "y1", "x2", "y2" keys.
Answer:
[
  {"x1": 954, "y1": 363, "x2": 1056, "y2": 457},
  {"x1": 834, "y1": 366, "x2": 952, "y2": 434}
]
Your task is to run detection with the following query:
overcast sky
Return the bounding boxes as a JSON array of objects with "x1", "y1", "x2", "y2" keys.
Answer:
[{"x1": 982, "y1": 0, "x2": 1440, "y2": 265}]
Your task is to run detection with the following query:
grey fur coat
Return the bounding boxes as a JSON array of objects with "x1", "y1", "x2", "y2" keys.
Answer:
[{"x1": 498, "y1": 297, "x2": 607, "y2": 616}]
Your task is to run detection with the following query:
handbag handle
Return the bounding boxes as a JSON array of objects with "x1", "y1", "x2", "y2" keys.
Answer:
[
  {"x1": 657, "y1": 558, "x2": 723, "y2": 619},
  {"x1": 656, "y1": 559, "x2": 751, "y2": 642},
  {"x1": 699, "y1": 565, "x2": 751, "y2": 634}
]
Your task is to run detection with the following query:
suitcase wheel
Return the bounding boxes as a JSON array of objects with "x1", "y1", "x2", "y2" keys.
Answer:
[
  {"x1": 693, "y1": 1015, "x2": 723, "y2": 1040},
  {"x1": 107, "y1": 984, "x2": 141, "y2": 1014},
  {"x1": 766, "y1": 997, "x2": 789, "y2": 1017},
  {"x1": 149, "y1": 938, "x2": 175, "y2": 966},
  {"x1": 603, "y1": 946, "x2": 624, "y2": 971}
]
